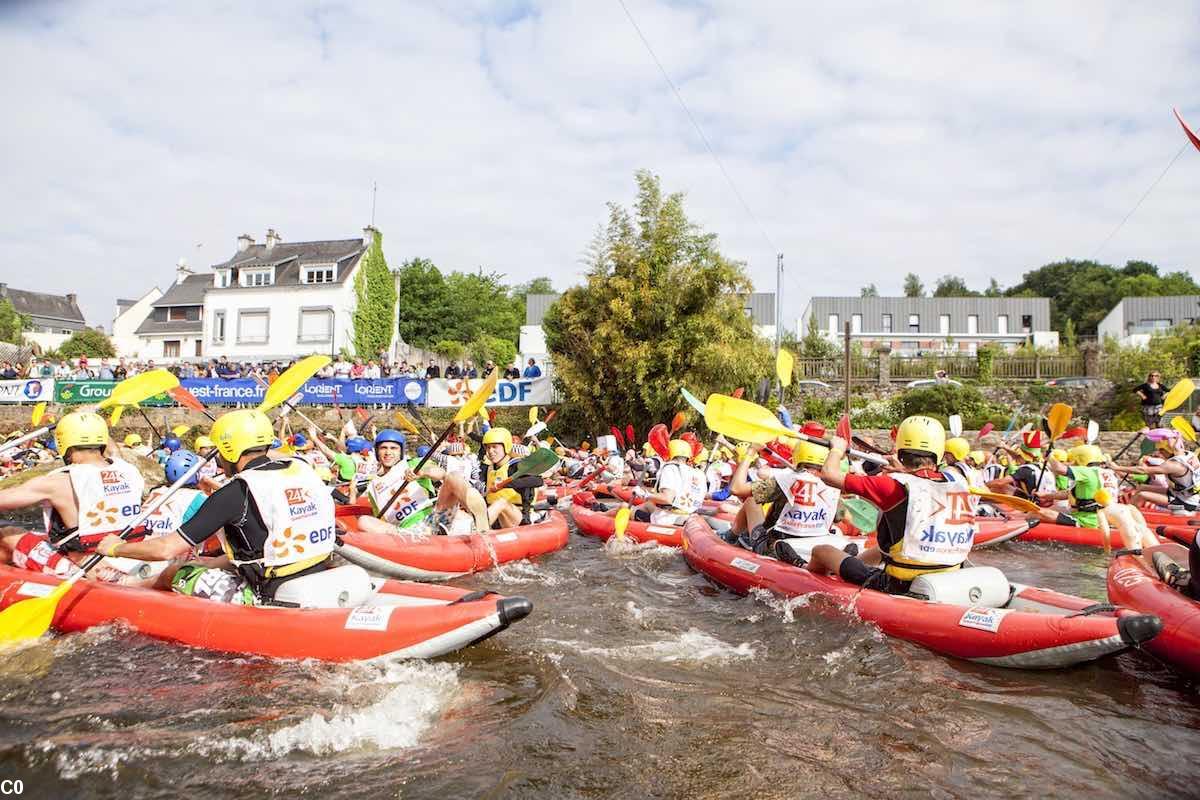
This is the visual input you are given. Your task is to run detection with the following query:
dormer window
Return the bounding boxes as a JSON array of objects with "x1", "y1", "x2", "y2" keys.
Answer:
[
  {"x1": 241, "y1": 269, "x2": 273, "y2": 287},
  {"x1": 303, "y1": 264, "x2": 336, "y2": 284},
  {"x1": 214, "y1": 270, "x2": 231, "y2": 288}
]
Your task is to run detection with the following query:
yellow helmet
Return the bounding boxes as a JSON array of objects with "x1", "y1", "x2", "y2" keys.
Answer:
[
  {"x1": 792, "y1": 440, "x2": 829, "y2": 467},
  {"x1": 55, "y1": 411, "x2": 108, "y2": 456},
  {"x1": 668, "y1": 439, "x2": 692, "y2": 460},
  {"x1": 315, "y1": 465, "x2": 334, "y2": 483},
  {"x1": 1050, "y1": 448, "x2": 1069, "y2": 463},
  {"x1": 1094, "y1": 487, "x2": 1112, "y2": 506},
  {"x1": 642, "y1": 442, "x2": 654, "y2": 457},
  {"x1": 894, "y1": 415, "x2": 945, "y2": 461},
  {"x1": 123, "y1": 433, "x2": 143, "y2": 447},
  {"x1": 944, "y1": 437, "x2": 970, "y2": 462},
  {"x1": 482, "y1": 427, "x2": 513, "y2": 453},
  {"x1": 694, "y1": 448, "x2": 710, "y2": 464},
  {"x1": 209, "y1": 409, "x2": 274, "y2": 462},
  {"x1": 194, "y1": 435, "x2": 214, "y2": 451},
  {"x1": 1070, "y1": 444, "x2": 1104, "y2": 466},
  {"x1": 967, "y1": 449, "x2": 985, "y2": 466}
]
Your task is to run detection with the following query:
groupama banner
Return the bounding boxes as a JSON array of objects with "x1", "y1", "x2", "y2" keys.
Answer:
[{"x1": 55, "y1": 380, "x2": 173, "y2": 405}]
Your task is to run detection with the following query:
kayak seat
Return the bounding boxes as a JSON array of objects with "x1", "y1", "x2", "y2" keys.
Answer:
[
  {"x1": 908, "y1": 566, "x2": 1010, "y2": 608},
  {"x1": 273, "y1": 564, "x2": 374, "y2": 609}
]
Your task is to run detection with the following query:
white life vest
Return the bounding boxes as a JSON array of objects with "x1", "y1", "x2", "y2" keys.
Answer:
[
  {"x1": 46, "y1": 458, "x2": 146, "y2": 548},
  {"x1": 353, "y1": 452, "x2": 376, "y2": 482},
  {"x1": 233, "y1": 459, "x2": 336, "y2": 568},
  {"x1": 656, "y1": 461, "x2": 707, "y2": 514},
  {"x1": 944, "y1": 463, "x2": 982, "y2": 513},
  {"x1": 604, "y1": 454, "x2": 626, "y2": 480},
  {"x1": 303, "y1": 450, "x2": 331, "y2": 470},
  {"x1": 706, "y1": 461, "x2": 733, "y2": 494},
  {"x1": 772, "y1": 469, "x2": 841, "y2": 537},
  {"x1": 197, "y1": 457, "x2": 221, "y2": 481},
  {"x1": 141, "y1": 486, "x2": 205, "y2": 537},
  {"x1": 1167, "y1": 453, "x2": 1200, "y2": 507},
  {"x1": 1099, "y1": 467, "x2": 1121, "y2": 499},
  {"x1": 890, "y1": 473, "x2": 975, "y2": 569},
  {"x1": 367, "y1": 462, "x2": 432, "y2": 528}
]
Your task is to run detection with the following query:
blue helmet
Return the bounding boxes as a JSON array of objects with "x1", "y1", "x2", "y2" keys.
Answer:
[
  {"x1": 346, "y1": 436, "x2": 371, "y2": 454},
  {"x1": 374, "y1": 429, "x2": 406, "y2": 449},
  {"x1": 416, "y1": 445, "x2": 430, "y2": 458},
  {"x1": 165, "y1": 449, "x2": 202, "y2": 487},
  {"x1": 291, "y1": 433, "x2": 308, "y2": 449},
  {"x1": 162, "y1": 436, "x2": 182, "y2": 452},
  {"x1": 272, "y1": 438, "x2": 283, "y2": 448}
]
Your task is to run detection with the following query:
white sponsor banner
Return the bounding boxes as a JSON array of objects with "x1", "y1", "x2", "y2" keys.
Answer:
[
  {"x1": 426, "y1": 377, "x2": 553, "y2": 408},
  {"x1": 0, "y1": 378, "x2": 54, "y2": 403}
]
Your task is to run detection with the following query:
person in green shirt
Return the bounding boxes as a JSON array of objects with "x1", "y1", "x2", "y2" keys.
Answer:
[{"x1": 1043, "y1": 444, "x2": 1112, "y2": 530}]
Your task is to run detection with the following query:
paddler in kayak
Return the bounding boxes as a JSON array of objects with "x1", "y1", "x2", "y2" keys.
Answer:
[
  {"x1": 480, "y1": 427, "x2": 535, "y2": 528},
  {"x1": 96, "y1": 409, "x2": 342, "y2": 605},
  {"x1": 0, "y1": 411, "x2": 147, "y2": 582},
  {"x1": 353, "y1": 429, "x2": 488, "y2": 536},
  {"x1": 805, "y1": 415, "x2": 976, "y2": 595},
  {"x1": 633, "y1": 439, "x2": 707, "y2": 524},
  {"x1": 728, "y1": 439, "x2": 841, "y2": 555},
  {"x1": 1111, "y1": 433, "x2": 1200, "y2": 514},
  {"x1": 987, "y1": 430, "x2": 1053, "y2": 501}
]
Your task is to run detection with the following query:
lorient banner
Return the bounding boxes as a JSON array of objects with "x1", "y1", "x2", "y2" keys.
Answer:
[
  {"x1": 426, "y1": 377, "x2": 553, "y2": 408},
  {"x1": 0, "y1": 379, "x2": 54, "y2": 403},
  {"x1": 178, "y1": 378, "x2": 427, "y2": 406}
]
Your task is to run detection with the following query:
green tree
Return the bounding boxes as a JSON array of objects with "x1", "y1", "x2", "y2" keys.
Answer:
[
  {"x1": 543, "y1": 170, "x2": 772, "y2": 431},
  {"x1": 468, "y1": 334, "x2": 517, "y2": 370},
  {"x1": 795, "y1": 314, "x2": 838, "y2": 359},
  {"x1": 903, "y1": 273, "x2": 924, "y2": 297},
  {"x1": 984, "y1": 277, "x2": 1003, "y2": 297},
  {"x1": 394, "y1": 257, "x2": 449, "y2": 348},
  {"x1": 58, "y1": 328, "x2": 115, "y2": 358},
  {"x1": 352, "y1": 228, "x2": 398, "y2": 358},
  {"x1": 932, "y1": 275, "x2": 978, "y2": 297},
  {"x1": 860, "y1": 283, "x2": 879, "y2": 298},
  {"x1": 442, "y1": 270, "x2": 522, "y2": 344},
  {"x1": 1062, "y1": 317, "x2": 1077, "y2": 351},
  {"x1": 510, "y1": 277, "x2": 555, "y2": 316},
  {"x1": 0, "y1": 298, "x2": 29, "y2": 344},
  {"x1": 432, "y1": 340, "x2": 465, "y2": 362}
]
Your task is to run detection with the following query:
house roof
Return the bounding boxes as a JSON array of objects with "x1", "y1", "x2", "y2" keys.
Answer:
[
  {"x1": 152, "y1": 274, "x2": 210, "y2": 307},
  {"x1": 210, "y1": 238, "x2": 366, "y2": 287},
  {"x1": 134, "y1": 317, "x2": 204, "y2": 336},
  {"x1": 0, "y1": 285, "x2": 84, "y2": 323}
]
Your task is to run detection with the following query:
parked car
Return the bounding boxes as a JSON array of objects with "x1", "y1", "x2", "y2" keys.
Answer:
[
  {"x1": 795, "y1": 380, "x2": 832, "y2": 390},
  {"x1": 905, "y1": 378, "x2": 963, "y2": 389},
  {"x1": 1044, "y1": 377, "x2": 1104, "y2": 388}
]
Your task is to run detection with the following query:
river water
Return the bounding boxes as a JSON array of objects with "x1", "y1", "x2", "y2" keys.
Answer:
[{"x1": 1, "y1": 521, "x2": 1197, "y2": 799}]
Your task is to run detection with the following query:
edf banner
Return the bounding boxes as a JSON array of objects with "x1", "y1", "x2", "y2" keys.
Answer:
[
  {"x1": 0, "y1": 378, "x2": 54, "y2": 403},
  {"x1": 426, "y1": 377, "x2": 553, "y2": 408}
]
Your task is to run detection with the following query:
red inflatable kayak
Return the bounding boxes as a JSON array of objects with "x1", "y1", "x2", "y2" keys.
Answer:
[
  {"x1": 335, "y1": 510, "x2": 569, "y2": 580},
  {"x1": 1107, "y1": 543, "x2": 1200, "y2": 676},
  {"x1": 1154, "y1": 524, "x2": 1197, "y2": 546},
  {"x1": 681, "y1": 517, "x2": 1161, "y2": 669},
  {"x1": 0, "y1": 563, "x2": 532, "y2": 662}
]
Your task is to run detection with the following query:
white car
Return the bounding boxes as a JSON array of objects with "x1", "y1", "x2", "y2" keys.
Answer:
[{"x1": 905, "y1": 378, "x2": 963, "y2": 389}]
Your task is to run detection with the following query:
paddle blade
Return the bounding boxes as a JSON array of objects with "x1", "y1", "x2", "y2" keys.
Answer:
[
  {"x1": 1061, "y1": 426, "x2": 1086, "y2": 441},
  {"x1": 625, "y1": 425, "x2": 635, "y2": 448},
  {"x1": 842, "y1": 496, "x2": 879, "y2": 534},
  {"x1": 109, "y1": 405, "x2": 125, "y2": 426},
  {"x1": 610, "y1": 426, "x2": 626, "y2": 450},
  {"x1": 775, "y1": 349, "x2": 794, "y2": 387},
  {"x1": 354, "y1": 407, "x2": 369, "y2": 422},
  {"x1": 1046, "y1": 403, "x2": 1072, "y2": 440},
  {"x1": 172, "y1": 424, "x2": 191, "y2": 437},
  {"x1": 800, "y1": 421, "x2": 826, "y2": 438},
  {"x1": 1139, "y1": 438, "x2": 1157, "y2": 457},
  {"x1": 680, "y1": 388, "x2": 707, "y2": 416},
  {"x1": 1086, "y1": 420, "x2": 1099, "y2": 444},
  {"x1": 528, "y1": 406, "x2": 539, "y2": 426},
  {"x1": 680, "y1": 431, "x2": 702, "y2": 458},
  {"x1": 703, "y1": 393, "x2": 792, "y2": 445},
  {"x1": 168, "y1": 385, "x2": 206, "y2": 413},
  {"x1": 544, "y1": 409, "x2": 557, "y2": 424},
  {"x1": 100, "y1": 369, "x2": 180, "y2": 409},
  {"x1": 948, "y1": 414, "x2": 962, "y2": 437},
  {"x1": 513, "y1": 446, "x2": 559, "y2": 477},
  {"x1": 392, "y1": 410, "x2": 419, "y2": 435},
  {"x1": 978, "y1": 422, "x2": 994, "y2": 439},
  {"x1": 0, "y1": 580, "x2": 71, "y2": 644},
  {"x1": 970, "y1": 488, "x2": 1041, "y2": 514},
  {"x1": 669, "y1": 412, "x2": 685, "y2": 434},
  {"x1": 31, "y1": 402, "x2": 46, "y2": 426},
  {"x1": 1172, "y1": 415, "x2": 1197, "y2": 442},
  {"x1": 836, "y1": 413, "x2": 851, "y2": 442},
  {"x1": 613, "y1": 505, "x2": 630, "y2": 541},
  {"x1": 648, "y1": 424, "x2": 670, "y2": 459},
  {"x1": 452, "y1": 370, "x2": 500, "y2": 423},
  {"x1": 731, "y1": 387, "x2": 745, "y2": 399},
  {"x1": 260, "y1": 356, "x2": 330, "y2": 412},
  {"x1": 1164, "y1": 378, "x2": 1195, "y2": 413}
]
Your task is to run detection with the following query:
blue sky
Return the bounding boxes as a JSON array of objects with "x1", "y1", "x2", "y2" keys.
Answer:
[{"x1": 2, "y1": 0, "x2": 1199, "y2": 334}]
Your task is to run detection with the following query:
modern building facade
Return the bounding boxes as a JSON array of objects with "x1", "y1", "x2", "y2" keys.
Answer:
[
  {"x1": 799, "y1": 296, "x2": 1057, "y2": 355},
  {"x1": 1097, "y1": 296, "x2": 1200, "y2": 347}
]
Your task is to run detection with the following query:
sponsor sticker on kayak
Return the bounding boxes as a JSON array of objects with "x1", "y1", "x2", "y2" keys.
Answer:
[
  {"x1": 17, "y1": 582, "x2": 54, "y2": 598},
  {"x1": 494, "y1": 532, "x2": 519, "y2": 543},
  {"x1": 730, "y1": 557, "x2": 760, "y2": 574},
  {"x1": 646, "y1": 526, "x2": 676, "y2": 535},
  {"x1": 958, "y1": 607, "x2": 1010, "y2": 633},
  {"x1": 345, "y1": 605, "x2": 395, "y2": 632},
  {"x1": 1111, "y1": 566, "x2": 1150, "y2": 589}
]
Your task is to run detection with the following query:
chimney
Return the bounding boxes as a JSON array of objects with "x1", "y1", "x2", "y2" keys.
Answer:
[
  {"x1": 237, "y1": 233, "x2": 254, "y2": 252},
  {"x1": 0, "y1": 282, "x2": 6, "y2": 298},
  {"x1": 175, "y1": 257, "x2": 193, "y2": 285},
  {"x1": 265, "y1": 228, "x2": 281, "y2": 250},
  {"x1": 66, "y1": 292, "x2": 77, "y2": 307},
  {"x1": 362, "y1": 225, "x2": 376, "y2": 249}
]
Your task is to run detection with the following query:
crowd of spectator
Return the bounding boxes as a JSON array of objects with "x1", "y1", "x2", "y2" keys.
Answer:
[{"x1": 0, "y1": 354, "x2": 546, "y2": 383}]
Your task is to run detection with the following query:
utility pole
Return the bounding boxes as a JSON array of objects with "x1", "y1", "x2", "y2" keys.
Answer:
[
  {"x1": 844, "y1": 321, "x2": 852, "y2": 419},
  {"x1": 371, "y1": 181, "x2": 378, "y2": 227}
]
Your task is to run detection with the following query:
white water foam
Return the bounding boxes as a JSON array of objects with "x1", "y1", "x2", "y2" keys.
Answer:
[
  {"x1": 602, "y1": 536, "x2": 677, "y2": 559},
  {"x1": 749, "y1": 587, "x2": 815, "y2": 623},
  {"x1": 543, "y1": 628, "x2": 756, "y2": 664},
  {"x1": 487, "y1": 559, "x2": 566, "y2": 587}
]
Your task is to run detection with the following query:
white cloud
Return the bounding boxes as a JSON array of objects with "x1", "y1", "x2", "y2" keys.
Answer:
[{"x1": 1, "y1": 0, "x2": 1198, "y2": 334}]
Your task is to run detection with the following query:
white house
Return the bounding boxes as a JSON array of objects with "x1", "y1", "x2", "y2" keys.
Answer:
[
  {"x1": 203, "y1": 227, "x2": 388, "y2": 361},
  {"x1": 111, "y1": 287, "x2": 163, "y2": 359},
  {"x1": 134, "y1": 261, "x2": 208, "y2": 362},
  {"x1": 0, "y1": 282, "x2": 88, "y2": 353}
]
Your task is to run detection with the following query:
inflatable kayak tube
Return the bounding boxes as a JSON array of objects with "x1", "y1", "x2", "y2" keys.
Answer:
[
  {"x1": 680, "y1": 517, "x2": 1161, "y2": 669},
  {"x1": 0, "y1": 564, "x2": 532, "y2": 662},
  {"x1": 336, "y1": 510, "x2": 569, "y2": 581},
  {"x1": 1154, "y1": 524, "x2": 1196, "y2": 546},
  {"x1": 596, "y1": 482, "x2": 731, "y2": 511},
  {"x1": 1107, "y1": 543, "x2": 1200, "y2": 676},
  {"x1": 1139, "y1": 509, "x2": 1200, "y2": 528}
]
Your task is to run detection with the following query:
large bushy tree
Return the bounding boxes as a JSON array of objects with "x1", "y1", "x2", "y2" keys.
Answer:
[
  {"x1": 543, "y1": 170, "x2": 772, "y2": 431},
  {"x1": 352, "y1": 228, "x2": 398, "y2": 357},
  {"x1": 0, "y1": 298, "x2": 28, "y2": 344},
  {"x1": 394, "y1": 257, "x2": 449, "y2": 348},
  {"x1": 58, "y1": 328, "x2": 115, "y2": 358}
]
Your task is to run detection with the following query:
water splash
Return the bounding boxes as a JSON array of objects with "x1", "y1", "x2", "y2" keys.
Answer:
[{"x1": 542, "y1": 628, "x2": 757, "y2": 664}]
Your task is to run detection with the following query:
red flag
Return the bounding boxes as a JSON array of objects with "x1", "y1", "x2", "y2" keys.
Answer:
[
  {"x1": 1176, "y1": 108, "x2": 1200, "y2": 153},
  {"x1": 626, "y1": 424, "x2": 635, "y2": 447},
  {"x1": 731, "y1": 387, "x2": 745, "y2": 399},
  {"x1": 836, "y1": 413, "x2": 851, "y2": 441},
  {"x1": 610, "y1": 426, "x2": 626, "y2": 449}
]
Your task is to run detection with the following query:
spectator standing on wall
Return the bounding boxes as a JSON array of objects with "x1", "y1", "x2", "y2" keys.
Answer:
[
  {"x1": 504, "y1": 361, "x2": 520, "y2": 380},
  {"x1": 445, "y1": 361, "x2": 461, "y2": 379},
  {"x1": 425, "y1": 361, "x2": 441, "y2": 379},
  {"x1": 523, "y1": 357, "x2": 542, "y2": 379},
  {"x1": 350, "y1": 357, "x2": 366, "y2": 379},
  {"x1": 333, "y1": 356, "x2": 352, "y2": 379},
  {"x1": 0, "y1": 362, "x2": 16, "y2": 380},
  {"x1": 113, "y1": 359, "x2": 128, "y2": 380},
  {"x1": 1135, "y1": 371, "x2": 1170, "y2": 428}
]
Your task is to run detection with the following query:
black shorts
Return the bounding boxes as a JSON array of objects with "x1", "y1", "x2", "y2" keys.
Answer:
[
  {"x1": 838, "y1": 556, "x2": 911, "y2": 595},
  {"x1": 633, "y1": 507, "x2": 652, "y2": 523}
]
